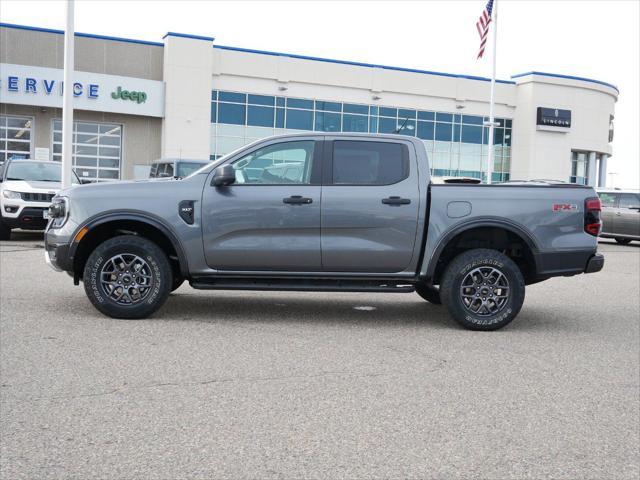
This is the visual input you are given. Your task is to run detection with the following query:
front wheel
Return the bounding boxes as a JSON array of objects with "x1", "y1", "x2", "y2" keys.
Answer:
[
  {"x1": 83, "y1": 235, "x2": 172, "y2": 319},
  {"x1": 440, "y1": 249, "x2": 525, "y2": 331},
  {"x1": 615, "y1": 238, "x2": 632, "y2": 245}
]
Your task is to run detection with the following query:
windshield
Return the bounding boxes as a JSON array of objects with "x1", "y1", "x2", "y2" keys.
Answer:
[{"x1": 5, "y1": 162, "x2": 61, "y2": 182}]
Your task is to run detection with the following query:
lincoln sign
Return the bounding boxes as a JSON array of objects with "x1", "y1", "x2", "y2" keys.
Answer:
[{"x1": 537, "y1": 107, "x2": 571, "y2": 128}]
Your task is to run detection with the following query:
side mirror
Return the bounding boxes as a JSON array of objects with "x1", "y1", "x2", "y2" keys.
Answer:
[{"x1": 211, "y1": 164, "x2": 236, "y2": 187}]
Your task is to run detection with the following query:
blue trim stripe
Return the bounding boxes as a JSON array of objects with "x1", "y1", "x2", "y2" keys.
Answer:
[
  {"x1": 511, "y1": 71, "x2": 619, "y2": 93},
  {"x1": 214, "y1": 44, "x2": 516, "y2": 85},
  {"x1": 163, "y1": 32, "x2": 214, "y2": 42},
  {"x1": 0, "y1": 22, "x2": 164, "y2": 47}
]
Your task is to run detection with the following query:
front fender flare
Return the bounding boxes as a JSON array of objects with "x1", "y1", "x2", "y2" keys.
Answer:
[{"x1": 68, "y1": 210, "x2": 189, "y2": 278}]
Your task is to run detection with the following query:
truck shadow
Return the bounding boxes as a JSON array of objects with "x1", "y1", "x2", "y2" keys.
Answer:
[{"x1": 155, "y1": 291, "x2": 459, "y2": 330}]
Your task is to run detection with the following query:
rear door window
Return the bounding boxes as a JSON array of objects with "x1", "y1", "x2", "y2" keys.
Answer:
[
  {"x1": 332, "y1": 141, "x2": 409, "y2": 185},
  {"x1": 619, "y1": 193, "x2": 640, "y2": 209}
]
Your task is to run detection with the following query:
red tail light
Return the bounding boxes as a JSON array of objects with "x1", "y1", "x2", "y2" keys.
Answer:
[{"x1": 584, "y1": 196, "x2": 602, "y2": 236}]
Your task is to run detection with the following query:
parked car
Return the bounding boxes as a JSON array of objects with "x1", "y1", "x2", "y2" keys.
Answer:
[
  {"x1": 0, "y1": 160, "x2": 80, "y2": 240},
  {"x1": 597, "y1": 189, "x2": 640, "y2": 244},
  {"x1": 44, "y1": 133, "x2": 604, "y2": 330},
  {"x1": 148, "y1": 158, "x2": 211, "y2": 179}
]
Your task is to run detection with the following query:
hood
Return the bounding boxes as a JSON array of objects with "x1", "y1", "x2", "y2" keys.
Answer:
[{"x1": 2, "y1": 180, "x2": 62, "y2": 193}]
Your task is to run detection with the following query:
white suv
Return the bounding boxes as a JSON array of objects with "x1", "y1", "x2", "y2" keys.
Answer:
[{"x1": 0, "y1": 160, "x2": 79, "y2": 240}]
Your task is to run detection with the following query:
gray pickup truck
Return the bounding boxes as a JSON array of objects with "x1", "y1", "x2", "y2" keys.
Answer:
[{"x1": 44, "y1": 133, "x2": 604, "y2": 330}]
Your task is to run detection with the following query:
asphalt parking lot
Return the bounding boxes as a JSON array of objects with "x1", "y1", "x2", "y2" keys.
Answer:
[{"x1": 0, "y1": 233, "x2": 638, "y2": 479}]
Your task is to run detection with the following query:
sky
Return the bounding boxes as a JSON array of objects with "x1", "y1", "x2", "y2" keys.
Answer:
[{"x1": 1, "y1": 0, "x2": 638, "y2": 188}]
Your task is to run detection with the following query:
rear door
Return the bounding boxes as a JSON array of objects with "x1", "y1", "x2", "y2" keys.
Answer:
[
  {"x1": 617, "y1": 193, "x2": 640, "y2": 237},
  {"x1": 320, "y1": 138, "x2": 420, "y2": 273}
]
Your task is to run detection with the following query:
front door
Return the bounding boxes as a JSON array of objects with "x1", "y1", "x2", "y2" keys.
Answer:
[
  {"x1": 321, "y1": 139, "x2": 421, "y2": 273},
  {"x1": 616, "y1": 193, "x2": 640, "y2": 237},
  {"x1": 202, "y1": 139, "x2": 322, "y2": 271}
]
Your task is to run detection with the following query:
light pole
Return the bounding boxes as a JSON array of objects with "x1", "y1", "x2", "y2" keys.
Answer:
[{"x1": 61, "y1": 0, "x2": 75, "y2": 189}]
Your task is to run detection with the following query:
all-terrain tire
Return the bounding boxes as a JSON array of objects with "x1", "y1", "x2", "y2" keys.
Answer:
[
  {"x1": 440, "y1": 249, "x2": 525, "y2": 331},
  {"x1": 83, "y1": 235, "x2": 172, "y2": 319},
  {"x1": 415, "y1": 283, "x2": 442, "y2": 304}
]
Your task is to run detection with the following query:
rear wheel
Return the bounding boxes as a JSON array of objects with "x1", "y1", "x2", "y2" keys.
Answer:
[
  {"x1": 0, "y1": 220, "x2": 11, "y2": 241},
  {"x1": 83, "y1": 235, "x2": 172, "y2": 319},
  {"x1": 415, "y1": 283, "x2": 442, "y2": 304},
  {"x1": 615, "y1": 238, "x2": 632, "y2": 245},
  {"x1": 440, "y1": 249, "x2": 525, "y2": 331}
]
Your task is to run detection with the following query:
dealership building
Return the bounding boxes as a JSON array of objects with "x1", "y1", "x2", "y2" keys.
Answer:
[{"x1": 0, "y1": 22, "x2": 618, "y2": 185}]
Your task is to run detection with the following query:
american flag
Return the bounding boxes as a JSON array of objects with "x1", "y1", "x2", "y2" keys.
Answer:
[{"x1": 476, "y1": 0, "x2": 494, "y2": 59}]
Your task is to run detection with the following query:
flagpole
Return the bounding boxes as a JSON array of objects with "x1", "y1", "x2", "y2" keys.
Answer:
[
  {"x1": 61, "y1": 0, "x2": 75, "y2": 189},
  {"x1": 485, "y1": 0, "x2": 498, "y2": 184}
]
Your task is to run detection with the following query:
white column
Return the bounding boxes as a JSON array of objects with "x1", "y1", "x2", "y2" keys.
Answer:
[
  {"x1": 587, "y1": 151, "x2": 597, "y2": 187},
  {"x1": 598, "y1": 154, "x2": 608, "y2": 187},
  {"x1": 485, "y1": 0, "x2": 499, "y2": 184},
  {"x1": 162, "y1": 33, "x2": 214, "y2": 160},
  {"x1": 61, "y1": 0, "x2": 75, "y2": 189}
]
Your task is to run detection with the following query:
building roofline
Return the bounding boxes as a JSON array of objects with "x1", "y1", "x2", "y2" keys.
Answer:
[
  {"x1": 0, "y1": 22, "x2": 164, "y2": 47},
  {"x1": 162, "y1": 31, "x2": 215, "y2": 42},
  {"x1": 0, "y1": 22, "x2": 618, "y2": 93},
  {"x1": 214, "y1": 45, "x2": 517, "y2": 85},
  {"x1": 511, "y1": 71, "x2": 619, "y2": 93}
]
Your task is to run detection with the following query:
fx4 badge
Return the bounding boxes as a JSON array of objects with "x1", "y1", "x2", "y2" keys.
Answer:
[{"x1": 552, "y1": 203, "x2": 578, "y2": 212}]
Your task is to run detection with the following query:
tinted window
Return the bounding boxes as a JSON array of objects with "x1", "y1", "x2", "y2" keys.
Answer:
[
  {"x1": 247, "y1": 106, "x2": 274, "y2": 127},
  {"x1": 598, "y1": 192, "x2": 617, "y2": 207},
  {"x1": 343, "y1": 103, "x2": 368, "y2": 115},
  {"x1": 619, "y1": 193, "x2": 640, "y2": 209},
  {"x1": 232, "y1": 141, "x2": 315, "y2": 185},
  {"x1": 332, "y1": 141, "x2": 409, "y2": 185},
  {"x1": 285, "y1": 109, "x2": 313, "y2": 130},
  {"x1": 314, "y1": 111, "x2": 341, "y2": 132},
  {"x1": 342, "y1": 114, "x2": 368, "y2": 132},
  {"x1": 218, "y1": 103, "x2": 245, "y2": 125}
]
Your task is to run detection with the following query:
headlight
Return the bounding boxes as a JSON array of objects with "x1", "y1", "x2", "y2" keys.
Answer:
[
  {"x1": 2, "y1": 190, "x2": 21, "y2": 199},
  {"x1": 48, "y1": 196, "x2": 69, "y2": 228}
]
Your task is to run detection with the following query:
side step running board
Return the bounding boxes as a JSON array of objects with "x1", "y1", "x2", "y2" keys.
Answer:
[{"x1": 190, "y1": 278, "x2": 415, "y2": 293}]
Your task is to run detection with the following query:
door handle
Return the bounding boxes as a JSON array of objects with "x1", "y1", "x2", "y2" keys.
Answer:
[
  {"x1": 283, "y1": 195, "x2": 313, "y2": 205},
  {"x1": 382, "y1": 196, "x2": 411, "y2": 206}
]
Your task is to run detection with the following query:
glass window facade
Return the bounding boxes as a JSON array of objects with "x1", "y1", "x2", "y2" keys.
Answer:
[
  {"x1": 211, "y1": 90, "x2": 512, "y2": 182},
  {"x1": 570, "y1": 151, "x2": 589, "y2": 185},
  {"x1": 0, "y1": 115, "x2": 33, "y2": 164},
  {"x1": 52, "y1": 120, "x2": 122, "y2": 182}
]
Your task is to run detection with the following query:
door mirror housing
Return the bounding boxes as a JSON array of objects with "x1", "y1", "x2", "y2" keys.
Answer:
[{"x1": 211, "y1": 164, "x2": 236, "y2": 187}]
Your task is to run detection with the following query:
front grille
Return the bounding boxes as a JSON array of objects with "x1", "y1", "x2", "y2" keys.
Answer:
[{"x1": 21, "y1": 192, "x2": 55, "y2": 203}]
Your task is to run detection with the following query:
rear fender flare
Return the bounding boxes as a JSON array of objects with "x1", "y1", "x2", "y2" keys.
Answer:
[{"x1": 424, "y1": 218, "x2": 540, "y2": 280}]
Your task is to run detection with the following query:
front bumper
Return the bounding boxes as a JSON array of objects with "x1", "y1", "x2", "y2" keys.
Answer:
[
  {"x1": 1, "y1": 207, "x2": 49, "y2": 230},
  {"x1": 44, "y1": 241, "x2": 72, "y2": 272}
]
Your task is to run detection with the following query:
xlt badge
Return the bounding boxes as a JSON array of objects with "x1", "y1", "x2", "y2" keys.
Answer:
[{"x1": 179, "y1": 200, "x2": 195, "y2": 225}]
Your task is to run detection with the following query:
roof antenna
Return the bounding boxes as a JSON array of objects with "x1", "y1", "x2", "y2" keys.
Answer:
[{"x1": 395, "y1": 116, "x2": 410, "y2": 134}]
